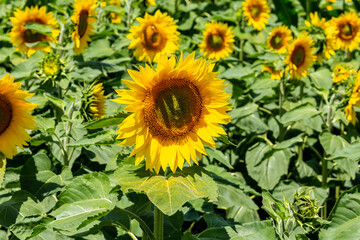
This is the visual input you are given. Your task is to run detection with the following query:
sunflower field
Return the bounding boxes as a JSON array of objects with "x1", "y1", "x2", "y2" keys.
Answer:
[{"x1": 2, "y1": 0, "x2": 360, "y2": 239}]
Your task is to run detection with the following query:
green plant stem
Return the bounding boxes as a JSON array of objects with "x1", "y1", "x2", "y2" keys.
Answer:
[
  {"x1": 126, "y1": 0, "x2": 133, "y2": 28},
  {"x1": 63, "y1": 102, "x2": 75, "y2": 167},
  {"x1": 239, "y1": 15, "x2": 245, "y2": 62},
  {"x1": 306, "y1": 0, "x2": 311, "y2": 21},
  {"x1": 327, "y1": 94, "x2": 336, "y2": 133},
  {"x1": 321, "y1": 157, "x2": 328, "y2": 218},
  {"x1": 154, "y1": 206, "x2": 163, "y2": 240},
  {"x1": 279, "y1": 80, "x2": 285, "y2": 141},
  {"x1": 114, "y1": 207, "x2": 156, "y2": 240}
]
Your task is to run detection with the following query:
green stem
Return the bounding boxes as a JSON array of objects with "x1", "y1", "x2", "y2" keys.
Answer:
[
  {"x1": 279, "y1": 80, "x2": 285, "y2": 141},
  {"x1": 239, "y1": 15, "x2": 245, "y2": 62},
  {"x1": 306, "y1": 0, "x2": 311, "y2": 21},
  {"x1": 321, "y1": 157, "x2": 328, "y2": 218},
  {"x1": 114, "y1": 207, "x2": 156, "y2": 240},
  {"x1": 154, "y1": 206, "x2": 163, "y2": 240},
  {"x1": 327, "y1": 94, "x2": 337, "y2": 133}
]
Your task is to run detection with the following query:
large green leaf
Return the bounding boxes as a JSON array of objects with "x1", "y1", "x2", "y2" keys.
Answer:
[
  {"x1": 48, "y1": 172, "x2": 116, "y2": 231},
  {"x1": 82, "y1": 113, "x2": 128, "y2": 129},
  {"x1": 310, "y1": 69, "x2": 333, "y2": 90},
  {"x1": 319, "y1": 187, "x2": 360, "y2": 240},
  {"x1": 281, "y1": 103, "x2": 319, "y2": 125},
  {"x1": 246, "y1": 143, "x2": 293, "y2": 190},
  {"x1": 226, "y1": 220, "x2": 278, "y2": 240},
  {"x1": 319, "y1": 132, "x2": 349, "y2": 156},
  {"x1": 67, "y1": 130, "x2": 119, "y2": 147},
  {"x1": 215, "y1": 184, "x2": 259, "y2": 223},
  {"x1": 115, "y1": 165, "x2": 218, "y2": 216},
  {"x1": 20, "y1": 153, "x2": 63, "y2": 200}
]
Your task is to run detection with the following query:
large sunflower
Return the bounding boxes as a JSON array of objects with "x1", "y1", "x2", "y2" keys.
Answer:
[
  {"x1": 71, "y1": 0, "x2": 98, "y2": 55},
  {"x1": 330, "y1": 12, "x2": 360, "y2": 52},
  {"x1": 199, "y1": 21, "x2": 235, "y2": 60},
  {"x1": 127, "y1": 10, "x2": 180, "y2": 63},
  {"x1": 9, "y1": 6, "x2": 59, "y2": 57},
  {"x1": 113, "y1": 53, "x2": 231, "y2": 173},
  {"x1": 285, "y1": 33, "x2": 316, "y2": 79},
  {"x1": 267, "y1": 25, "x2": 292, "y2": 54},
  {"x1": 242, "y1": 0, "x2": 270, "y2": 31},
  {"x1": 0, "y1": 74, "x2": 37, "y2": 159}
]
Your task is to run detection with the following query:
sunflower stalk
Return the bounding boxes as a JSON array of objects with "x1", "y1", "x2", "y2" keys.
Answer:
[
  {"x1": 279, "y1": 79, "x2": 285, "y2": 142},
  {"x1": 154, "y1": 206, "x2": 164, "y2": 240},
  {"x1": 63, "y1": 102, "x2": 75, "y2": 167}
]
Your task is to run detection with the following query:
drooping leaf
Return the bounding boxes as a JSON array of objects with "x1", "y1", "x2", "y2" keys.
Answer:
[
  {"x1": 281, "y1": 103, "x2": 319, "y2": 125},
  {"x1": 115, "y1": 165, "x2": 218, "y2": 216}
]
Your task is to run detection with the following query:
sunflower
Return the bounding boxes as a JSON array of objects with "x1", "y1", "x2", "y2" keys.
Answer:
[
  {"x1": 305, "y1": 12, "x2": 326, "y2": 29},
  {"x1": 0, "y1": 74, "x2": 37, "y2": 159},
  {"x1": 127, "y1": 10, "x2": 180, "y2": 63},
  {"x1": 262, "y1": 65, "x2": 283, "y2": 80},
  {"x1": 285, "y1": 33, "x2": 316, "y2": 79},
  {"x1": 81, "y1": 83, "x2": 107, "y2": 120},
  {"x1": 199, "y1": 21, "x2": 235, "y2": 60},
  {"x1": 9, "y1": 6, "x2": 60, "y2": 57},
  {"x1": 113, "y1": 53, "x2": 231, "y2": 173},
  {"x1": 71, "y1": 0, "x2": 98, "y2": 55},
  {"x1": 332, "y1": 64, "x2": 355, "y2": 84},
  {"x1": 330, "y1": 12, "x2": 360, "y2": 52},
  {"x1": 89, "y1": 83, "x2": 107, "y2": 119},
  {"x1": 267, "y1": 25, "x2": 292, "y2": 54},
  {"x1": 345, "y1": 71, "x2": 360, "y2": 124},
  {"x1": 242, "y1": 0, "x2": 270, "y2": 31},
  {"x1": 101, "y1": 0, "x2": 122, "y2": 23},
  {"x1": 146, "y1": 0, "x2": 156, "y2": 5}
]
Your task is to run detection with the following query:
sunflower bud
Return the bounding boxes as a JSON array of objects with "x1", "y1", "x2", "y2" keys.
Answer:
[
  {"x1": 38, "y1": 53, "x2": 65, "y2": 85},
  {"x1": 80, "y1": 82, "x2": 107, "y2": 121}
]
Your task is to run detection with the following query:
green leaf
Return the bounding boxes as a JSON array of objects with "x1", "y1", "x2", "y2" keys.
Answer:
[
  {"x1": 83, "y1": 113, "x2": 128, "y2": 129},
  {"x1": 115, "y1": 165, "x2": 218, "y2": 216},
  {"x1": 218, "y1": 65, "x2": 253, "y2": 80},
  {"x1": 83, "y1": 39, "x2": 115, "y2": 60},
  {"x1": 44, "y1": 93, "x2": 66, "y2": 110},
  {"x1": 215, "y1": 184, "x2": 259, "y2": 223},
  {"x1": 246, "y1": 143, "x2": 293, "y2": 190},
  {"x1": 230, "y1": 103, "x2": 258, "y2": 120},
  {"x1": 319, "y1": 132, "x2": 349, "y2": 156},
  {"x1": 281, "y1": 103, "x2": 319, "y2": 124},
  {"x1": 20, "y1": 153, "x2": 63, "y2": 200},
  {"x1": 319, "y1": 187, "x2": 360, "y2": 240},
  {"x1": 35, "y1": 116, "x2": 55, "y2": 133},
  {"x1": 23, "y1": 22, "x2": 53, "y2": 36},
  {"x1": 225, "y1": 220, "x2": 278, "y2": 240},
  {"x1": 332, "y1": 142, "x2": 360, "y2": 160},
  {"x1": 49, "y1": 172, "x2": 115, "y2": 231},
  {"x1": 310, "y1": 69, "x2": 333, "y2": 90},
  {"x1": 67, "y1": 130, "x2": 118, "y2": 147},
  {"x1": 205, "y1": 147, "x2": 233, "y2": 169}
]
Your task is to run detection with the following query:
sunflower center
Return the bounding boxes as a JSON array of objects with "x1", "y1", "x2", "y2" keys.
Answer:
[
  {"x1": 23, "y1": 29, "x2": 45, "y2": 43},
  {"x1": 270, "y1": 34, "x2": 283, "y2": 49},
  {"x1": 250, "y1": 5, "x2": 261, "y2": 19},
  {"x1": 0, "y1": 94, "x2": 12, "y2": 135},
  {"x1": 340, "y1": 23, "x2": 355, "y2": 40},
  {"x1": 208, "y1": 33, "x2": 224, "y2": 50},
  {"x1": 78, "y1": 10, "x2": 89, "y2": 38},
  {"x1": 144, "y1": 25, "x2": 164, "y2": 50},
  {"x1": 144, "y1": 79, "x2": 202, "y2": 139},
  {"x1": 291, "y1": 45, "x2": 306, "y2": 67}
]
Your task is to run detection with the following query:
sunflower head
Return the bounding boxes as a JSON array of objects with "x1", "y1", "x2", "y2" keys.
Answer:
[
  {"x1": 71, "y1": 0, "x2": 98, "y2": 55},
  {"x1": 101, "y1": 0, "x2": 122, "y2": 23},
  {"x1": 199, "y1": 21, "x2": 235, "y2": 60},
  {"x1": 267, "y1": 25, "x2": 292, "y2": 54},
  {"x1": 81, "y1": 82, "x2": 107, "y2": 121},
  {"x1": 285, "y1": 32, "x2": 316, "y2": 79},
  {"x1": 113, "y1": 53, "x2": 231, "y2": 173},
  {"x1": 0, "y1": 74, "x2": 37, "y2": 159},
  {"x1": 127, "y1": 10, "x2": 180, "y2": 63},
  {"x1": 332, "y1": 64, "x2": 356, "y2": 84},
  {"x1": 330, "y1": 12, "x2": 360, "y2": 52},
  {"x1": 262, "y1": 65, "x2": 283, "y2": 80},
  {"x1": 305, "y1": 12, "x2": 326, "y2": 29},
  {"x1": 39, "y1": 53, "x2": 64, "y2": 79},
  {"x1": 345, "y1": 71, "x2": 360, "y2": 125},
  {"x1": 9, "y1": 6, "x2": 60, "y2": 57},
  {"x1": 242, "y1": 0, "x2": 270, "y2": 31},
  {"x1": 146, "y1": 0, "x2": 156, "y2": 5}
]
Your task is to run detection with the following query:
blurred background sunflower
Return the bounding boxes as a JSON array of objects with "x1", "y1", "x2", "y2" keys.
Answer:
[
  {"x1": 9, "y1": 5, "x2": 59, "y2": 57},
  {"x1": 71, "y1": 0, "x2": 98, "y2": 54},
  {"x1": 127, "y1": 10, "x2": 180, "y2": 62},
  {"x1": 199, "y1": 21, "x2": 234, "y2": 60},
  {"x1": 242, "y1": 0, "x2": 270, "y2": 31},
  {"x1": 267, "y1": 25, "x2": 292, "y2": 54}
]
